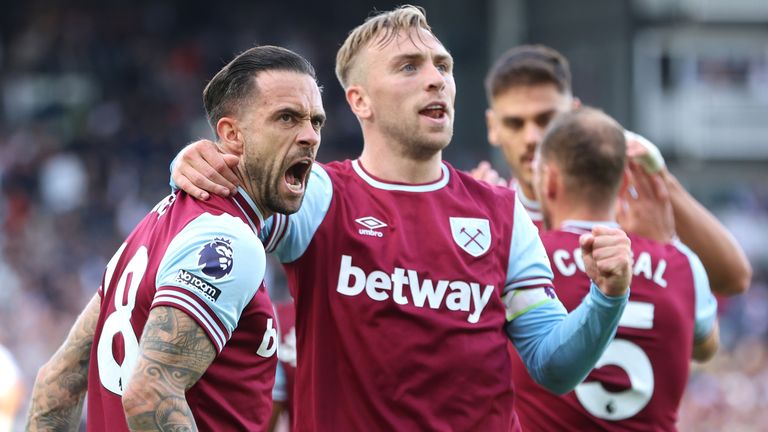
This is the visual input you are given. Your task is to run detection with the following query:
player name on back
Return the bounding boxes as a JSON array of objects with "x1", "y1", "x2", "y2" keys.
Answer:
[
  {"x1": 552, "y1": 248, "x2": 668, "y2": 287},
  {"x1": 336, "y1": 255, "x2": 494, "y2": 323}
]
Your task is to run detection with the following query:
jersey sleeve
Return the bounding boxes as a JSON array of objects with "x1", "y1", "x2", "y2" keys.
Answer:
[
  {"x1": 154, "y1": 212, "x2": 266, "y2": 353},
  {"x1": 259, "y1": 163, "x2": 333, "y2": 263},
  {"x1": 673, "y1": 239, "x2": 718, "y2": 341},
  {"x1": 503, "y1": 195, "x2": 557, "y2": 319}
]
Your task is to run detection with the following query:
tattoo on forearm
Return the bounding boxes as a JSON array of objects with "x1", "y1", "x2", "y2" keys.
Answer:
[
  {"x1": 26, "y1": 295, "x2": 100, "y2": 431},
  {"x1": 124, "y1": 307, "x2": 215, "y2": 432}
]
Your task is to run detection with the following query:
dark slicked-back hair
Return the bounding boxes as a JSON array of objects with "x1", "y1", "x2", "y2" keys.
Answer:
[
  {"x1": 203, "y1": 45, "x2": 316, "y2": 136},
  {"x1": 539, "y1": 107, "x2": 626, "y2": 207},
  {"x1": 485, "y1": 44, "x2": 571, "y2": 103}
]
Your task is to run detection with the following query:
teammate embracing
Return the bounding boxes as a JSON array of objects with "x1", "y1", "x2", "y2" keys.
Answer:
[{"x1": 26, "y1": 45, "x2": 324, "y2": 431}]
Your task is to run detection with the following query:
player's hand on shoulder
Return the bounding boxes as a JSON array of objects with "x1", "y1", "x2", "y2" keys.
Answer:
[
  {"x1": 579, "y1": 226, "x2": 633, "y2": 297},
  {"x1": 617, "y1": 160, "x2": 676, "y2": 243},
  {"x1": 469, "y1": 161, "x2": 507, "y2": 187},
  {"x1": 173, "y1": 139, "x2": 241, "y2": 200}
]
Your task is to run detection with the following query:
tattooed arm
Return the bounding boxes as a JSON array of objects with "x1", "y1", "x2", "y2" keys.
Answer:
[
  {"x1": 26, "y1": 294, "x2": 101, "y2": 431},
  {"x1": 121, "y1": 306, "x2": 215, "y2": 432}
]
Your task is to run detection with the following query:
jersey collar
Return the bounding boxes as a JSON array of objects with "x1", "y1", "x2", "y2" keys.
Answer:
[
  {"x1": 232, "y1": 188, "x2": 265, "y2": 234},
  {"x1": 351, "y1": 159, "x2": 450, "y2": 192},
  {"x1": 561, "y1": 219, "x2": 620, "y2": 234}
]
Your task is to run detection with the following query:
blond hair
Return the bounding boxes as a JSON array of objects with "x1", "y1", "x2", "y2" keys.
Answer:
[{"x1": 335, "y1": 5, "x2": 433, "y2": 89}]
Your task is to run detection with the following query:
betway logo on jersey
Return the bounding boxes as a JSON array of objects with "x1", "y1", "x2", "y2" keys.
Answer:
[
  {"x1": 176, "y1": 269, "x2": 222, "y2": 301},
  {"x1": 355, "y1": 216, "x2": 386, "y2": 237},
  {"x1": 336, "y1": 255, "x2": 494, "y2": 323}
]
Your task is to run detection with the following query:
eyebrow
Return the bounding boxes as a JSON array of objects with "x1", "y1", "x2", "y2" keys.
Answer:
[
  {"x1": 276, "y1": 106, "x2": 326, "y2": 124},
  {"x1": 311, "y1": 112, "x2": 326, "y2": 126},
  {"x1": 501, "y1": 108, "x2": 558, "y2": 122},
  {"x1": 391, "y1": 51, "x2": 453, "y2": 66}
]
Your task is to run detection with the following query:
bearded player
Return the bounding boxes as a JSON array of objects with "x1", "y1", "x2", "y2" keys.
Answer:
[{"x1": 26, "y1": 45, "x2": 324, "y2": 431}]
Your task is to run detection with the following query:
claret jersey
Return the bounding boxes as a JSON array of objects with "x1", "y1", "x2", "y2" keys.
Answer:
[
  {"x1": 260, "y1": 160, "x2": 555, "y2": 431},
  {"x1": 512, "y1": 220, "x2": 717, "y2": 432},
  {"x1": 87, "y1": 190, "x2": 278, "y2": 432}
]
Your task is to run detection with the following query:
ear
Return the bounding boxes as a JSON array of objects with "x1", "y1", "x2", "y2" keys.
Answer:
[
  {"x1": 346, "y1": 85, "x2": 372, "y2": 119},
  {"x1": 618, "y1": 164, "x2": 631, "y2": 197},
  {"x1": 485, "y1": 109, "x2": 500, "y2": 147},
  {"x1": 216, "y1": 116, "x2": 244, "y2": 156},
  {"x1": 543, "y1": 162, "x2": 560, "y2": 201}
]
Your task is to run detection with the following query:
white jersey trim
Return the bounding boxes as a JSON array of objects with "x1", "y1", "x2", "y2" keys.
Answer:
[
  {"x1": 153, "y1": 290, "x2": 228, "y2": 352},
  {"x1": 351, "y1": 159, "x2": 450, "y2": 192}
]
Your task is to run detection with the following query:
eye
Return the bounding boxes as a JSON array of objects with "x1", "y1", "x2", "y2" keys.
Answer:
[
  {"x1": 279, "y1": 113, "x2": 293, "y2": 122},
  {"x1": 401, "y1": 63, "x2": 416, "y2": 72},
  {"x1": 312, "y1": 118, "x2": 324, "y2": 129},
  {"x1": 436, "y1": 63, "x2": 449, "y2": 73}
]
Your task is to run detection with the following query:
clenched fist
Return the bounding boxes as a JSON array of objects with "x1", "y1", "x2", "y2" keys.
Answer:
[{"x1": 579, "y1": 226, "x2": 633, "y2": 297}]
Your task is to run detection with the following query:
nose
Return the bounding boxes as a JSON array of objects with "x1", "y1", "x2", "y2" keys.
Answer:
[
  {"x1": 296, "y1": 120, "x2": 320, "y2": 148},
  {"x1": 424, "y1": 64, "x2": 446, "y2": 92},
  {"x1": 523, "y1": 123, "x2": 544, "y2": 147}
]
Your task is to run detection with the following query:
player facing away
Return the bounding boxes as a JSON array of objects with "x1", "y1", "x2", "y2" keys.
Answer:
[
  {"x1": 25, "y1": 45, "x2": 325, "y2": 431},
  {"x1": 171, "y1": 6, "x2": 634, "y2": 431},
  {"x1": 510, "y1": 107, "x2": 720, "y2": 431},
  {"x1": 476, "y1": 44, "x2": 751, "y2": 296}
]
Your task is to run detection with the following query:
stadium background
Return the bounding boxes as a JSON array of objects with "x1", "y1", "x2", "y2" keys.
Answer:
[{"x1": 1, "y1": 0, "x2": 766, "y2": 430}]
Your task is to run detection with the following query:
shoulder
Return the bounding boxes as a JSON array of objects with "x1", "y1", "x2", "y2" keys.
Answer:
[
  {"x1": 628, "y1": 233, "x2": 687, "y2": 261},
  {"x1": 450, "y1": 164, "x2": 518, "y2": 203}
]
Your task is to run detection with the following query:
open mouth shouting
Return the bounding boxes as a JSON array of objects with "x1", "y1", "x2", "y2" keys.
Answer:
[
  {"x1": 419, "y1": 102, "x2": 449, "y2": 124},
  {"x1": 283, "y1": 158, "x2": 313, "y2": 195}
]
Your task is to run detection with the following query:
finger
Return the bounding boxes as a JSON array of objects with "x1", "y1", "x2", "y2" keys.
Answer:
[
  {"x1": 579, "y1": 233, "x2": 595, "y2": 255},
  {"x1": 590, "y1": 225, "x2": 625, "y2": 237},
  {"x1": 187, "y1": 156, "x2": 236, "y2": 197},
  {"x1": 595, "y1": 256, "x2": 633, "y2": 280},
  {"x1": 590, "y1": 232, "x2": 631, "y2": 252},
  {"x1": 180, "y1": 165, "x2": 231, "y2": 198},
  {"x1": 649, "y1": 171, "x2": 669, "y2": 202},
  {"x1": 625, "y1": 138, "x2": 647, "y2": 159},
  {"x1": 628, "y1": 162, "x2": 654, "y2": 199},
  {"x1": 201, "y1": 147, "x2": 241, "y2": 188},
  {"x1": 175, "y1": 175, "x2": 210, "y2": 201}
]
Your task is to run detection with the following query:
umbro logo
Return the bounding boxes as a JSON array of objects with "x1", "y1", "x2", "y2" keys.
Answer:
[{"x1": 355, "y1": 216, "x2": 387, "y2": 238}]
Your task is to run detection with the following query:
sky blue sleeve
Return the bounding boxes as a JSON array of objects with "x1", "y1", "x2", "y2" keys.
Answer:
[
  {"x1": 260, "y1": 164, "x2": 333, "y2": 263},
  {"x1": 154, "y1": 213, "x2": 266, "y2": 352},
  {"x1": 504, "y1": 195, "x2": 555, "y2": 295},
  {"x1": 506, "y1": 283, "x2": 628, "y2": 395},
  {"x1": 673, "y1": 240, "x2": 718, "y2": 341}
]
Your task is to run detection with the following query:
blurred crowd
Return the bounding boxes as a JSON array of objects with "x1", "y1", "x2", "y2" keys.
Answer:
[{"x1": 1, "y1": 2, "x2": 767, "y2": 430}]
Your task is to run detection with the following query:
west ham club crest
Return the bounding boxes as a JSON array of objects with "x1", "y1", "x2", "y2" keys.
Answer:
[{"x1": 449, "y1": 217, "x2": 491, "y2": 257}]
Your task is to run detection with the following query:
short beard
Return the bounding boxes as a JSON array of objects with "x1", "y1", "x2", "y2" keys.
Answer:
[
  {"x1": 382, "y1": 119, "x2": 452, "y2": 161},
  {"x1": 241, "y1": 153, "x2": 303, "y2": 217}
]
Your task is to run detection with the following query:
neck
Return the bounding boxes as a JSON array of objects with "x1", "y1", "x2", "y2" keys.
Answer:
[
  {"x1": 358, "y1": 134, "x2": 444, "y2": 184},
  {"x1": 549, "y1": 201, "x2": 616, "y2": 230},
  {"x1": 518, "y1": 180, "x2": 537, "y2": 203},
  {"x1": 234, "y1": 167, "x2": 273, "y2": 220}
]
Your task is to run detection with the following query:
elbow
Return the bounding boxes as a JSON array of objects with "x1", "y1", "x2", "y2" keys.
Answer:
[
  {"x1": 719, "y1": 260, "x2": 753, "y2": 297},
  {"x1": 122, "y1": 378, "x2": 153, "y2": 420},
  {"x1": 530, "y1": 365, "x2": 583, "y2": 396},
  {"x1": 692, "y1": 322, "x2": 720, "y2": 363},
  {"x1": 733, "y1": 262, "x2": 753, "y2": 295}
]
